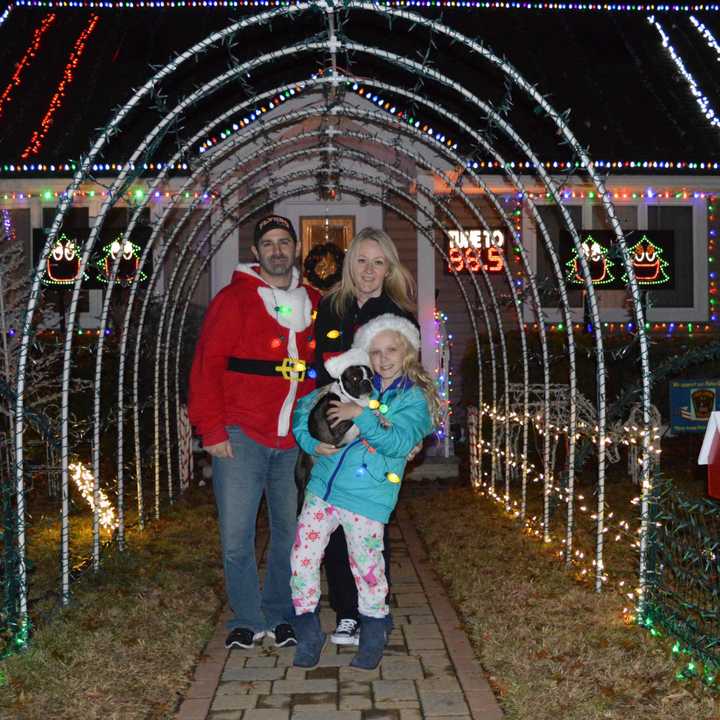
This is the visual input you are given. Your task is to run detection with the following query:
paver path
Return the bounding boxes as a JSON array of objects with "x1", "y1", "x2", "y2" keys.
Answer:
[{"x1": 175, "y1": 505, "x2": 503, "y2": 720}]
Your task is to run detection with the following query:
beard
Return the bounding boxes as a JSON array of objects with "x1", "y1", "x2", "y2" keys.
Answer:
[{"x1": 258, "y1": 254, "x2": 295, "y2": 277}]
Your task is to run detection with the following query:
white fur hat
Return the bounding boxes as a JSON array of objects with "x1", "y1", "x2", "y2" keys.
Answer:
[
  {"x1": 353, "y1": 313, "x2": 420, "y2": 352},
  {"x1": 324, "y1": 347, "x2": 371, "y2": 379}
]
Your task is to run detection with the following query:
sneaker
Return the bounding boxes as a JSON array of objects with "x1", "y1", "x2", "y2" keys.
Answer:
[
  {"x1": 331, "y1": 618, "x2": 360, "y2": 646},
  {"x1": 225, "y1": 628, "x2": 265, "y2": 649},
  {"x1": 267, "y1": 623, "x2": 297, "y2": 648}
]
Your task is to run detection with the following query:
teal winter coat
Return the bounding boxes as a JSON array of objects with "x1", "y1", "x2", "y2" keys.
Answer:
[{"x1": 292, "y1": 376, "x2": 434, "y2": 523}]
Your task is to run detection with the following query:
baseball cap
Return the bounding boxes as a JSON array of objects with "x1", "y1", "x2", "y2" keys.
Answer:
[{"x1": 254, "y1": 214, "x2": 297, "y2": 245}]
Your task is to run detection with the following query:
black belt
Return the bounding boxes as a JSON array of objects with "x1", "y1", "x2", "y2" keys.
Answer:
[{"x1": 227, "y1": 356, "x2": 311, "y2": 381}]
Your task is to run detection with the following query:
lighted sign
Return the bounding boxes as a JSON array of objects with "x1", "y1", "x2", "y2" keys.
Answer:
[
  {"x1": 446, "y1": 229, "x2": 505, "y2": 274},
  {"x1": 95, "y1": 235, "x2": 147, "y2": 287},
  {"x1": 41, "y1": 233, "x2": 87, "y2": 286},
  {"x1": 560, "y1": 230, "x2": 674, "y2": 289},
  {"x1": 565, "y1": 233, "x2": 617, "y2": 286}
]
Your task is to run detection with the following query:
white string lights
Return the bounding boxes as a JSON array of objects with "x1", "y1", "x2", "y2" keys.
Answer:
[
  {"x1": 648, "y1": 14, "x2": 720, "y2": 128},
  {"x1": 68, "y1": 462, "x2": 119, "y2": 532}
]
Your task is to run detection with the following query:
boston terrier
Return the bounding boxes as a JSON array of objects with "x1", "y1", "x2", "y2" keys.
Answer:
[
  {"x1": 295, "y1": 349, "x2": 373, "y2": 504},
  {"x1": 308, "y1": 363, "x2": 374, "y2": 447}
]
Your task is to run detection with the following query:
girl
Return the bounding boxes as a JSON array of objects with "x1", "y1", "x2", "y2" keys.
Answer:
[{"x1": 290, "y1": 313, "x2": 441, "y2": 670}]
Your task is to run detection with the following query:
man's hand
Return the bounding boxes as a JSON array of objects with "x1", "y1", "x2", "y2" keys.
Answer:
[
  {"x1": 327, "y1": 400, "x2": 362, "y2": 427},
  {"x1": 315, "y1": 442, "x2": 341, "y2": 456},
  {"x1": 204, "y1": 440, "x2": 234, "y2": 458}
]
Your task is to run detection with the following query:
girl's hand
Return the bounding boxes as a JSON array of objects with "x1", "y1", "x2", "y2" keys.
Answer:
[
  {"x1": 315, "y1": 442, "x2": 340, "y2": 456},
  {"x1": 327, "y1": 400, "x2": 362, "y2": 427}
]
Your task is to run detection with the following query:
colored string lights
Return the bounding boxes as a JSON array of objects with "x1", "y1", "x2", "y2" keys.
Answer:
[
  {"x1": 0, "y1": 13, "x2": 56, "y2": 120},
  {"x1": 21, "y1": 13, "x2": 100, "y2": 159},
  {"x1": 8, "y1": 0, "x2": 720, "y2": 12},
  {"x1": 709, "y1": 195, "x2": 718, "y2": 321}
]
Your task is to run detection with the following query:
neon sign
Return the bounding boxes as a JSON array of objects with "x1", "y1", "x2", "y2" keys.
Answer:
[{"x1": 446, "y1": 229, "x2": 505, "y2": 274}]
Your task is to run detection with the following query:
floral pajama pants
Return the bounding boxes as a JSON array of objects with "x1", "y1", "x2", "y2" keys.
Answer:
[{"x1": 290, "y1": 493, "x2": 388, "y2": 618}]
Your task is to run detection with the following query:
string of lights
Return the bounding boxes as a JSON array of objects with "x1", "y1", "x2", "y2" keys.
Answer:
[
  {"x1": 6, "y1": 0, "x2": 720, "y2": 12},
  {"x1": 648, "y1": 14, "x2": 720, "y2": 130},
  {"x1": 6, "y1": 158, "x2": 720, "y2": 173},
  {"x1": 708, "y1": 195, "x2": 718, "y2": 321},
  {"x1": 68, "y1": 462, "x2": 118, "y2": 531},
  {"x1": 0, "y1": 13, "x2": 56, "y2": 120},
  {"x1": 21, "y1": 13, "x2": 100, "y2": 159},
  {"x1": 689, "y1": 13, "x2": 720, "y2": 56}
]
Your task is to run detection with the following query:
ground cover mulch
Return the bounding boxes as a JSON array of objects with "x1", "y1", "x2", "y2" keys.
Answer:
[
  {"x1": 407, "y1": 483, "x2": 720, "y2": 720},
  {"x1": 0, "y1": 489, "x2": 224, "y2": 720}
]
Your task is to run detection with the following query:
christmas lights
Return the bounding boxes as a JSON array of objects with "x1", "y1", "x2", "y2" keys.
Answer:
[
  {"x1": 95, "y1": 236, "x2": 147, "y2": 286},
  {"x1": 40, "y1": 234, "x2": 87, "y2": 285},
  {"x1": 21, "y1": 14, "x2": 100, "y2": 159},
  {"x1": 566, "y1": 234, "x2": 617, "y2": 285},
  {"x1": 1, "y1": 209, "x2": 15, "y2": 242},
  {"x1": 622, "y1": 235, "x2": 671, "y2": 285},
  {"x1": 648, "y1": 15, "x2": 720, "y2": 130},
  {"x1": 689, "y1": 14, "x2": 720, "y2": 59},
  {"x1": 7, "y1": 0, "x2": 720, "y2": 12},
  {"x1": 68, "y1": 462, "x2": 118, "y2": 531},
  {"x1": 0, "y1": 13, "x2": 56, "y2": 120},
  {"x1": 708, "y1": 195, "x2": 718, "y2": 322}
]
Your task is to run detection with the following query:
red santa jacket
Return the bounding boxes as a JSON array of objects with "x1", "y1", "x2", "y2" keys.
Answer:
[{"x1": 188, "y1": 264, "x2": 320, "y2": 450}]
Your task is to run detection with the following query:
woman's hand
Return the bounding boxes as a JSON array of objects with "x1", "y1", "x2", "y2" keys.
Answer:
[
  {"x1": 326, "y1": 400, "x2": 363, "y2": 427},
  {"x1": 315, "y1": 442, "x2": 341, "y2": 456}
]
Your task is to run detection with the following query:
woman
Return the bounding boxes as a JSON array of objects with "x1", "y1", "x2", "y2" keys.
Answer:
[{"x1": 313, "y1": 226, "x2": 417, "y2": 646}]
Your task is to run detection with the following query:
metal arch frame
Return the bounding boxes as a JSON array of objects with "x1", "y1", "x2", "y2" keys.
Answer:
[
  {"x1": 108, "y1": 116, "x2": 527, "y2": 523},
  {"x1": 154, "y1": 157, "x2": 506, "y2": 494},
  {"x1": 345, "y1": 1, "x2": 652, "y2": 593},
  {"x1": 109, "y1": 90, "x2": 559, "y2": 525},
  {"x1": 11, "y1": 2, "x2": 654, "y2": 621}
]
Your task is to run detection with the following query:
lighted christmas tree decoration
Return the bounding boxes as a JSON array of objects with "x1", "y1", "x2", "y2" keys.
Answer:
[
  {"x1": 95, "y1": 235, "x2": 147, "y2": 287},
  {"x1": 41, "y1": 233, "x2": 87, "y2": 286},
  {"x1": 622, "y1": 235, "x2": 671, "y2": 286},
  {"x1": 566, "y1": 234, "x2": 616, "y2": 286}
]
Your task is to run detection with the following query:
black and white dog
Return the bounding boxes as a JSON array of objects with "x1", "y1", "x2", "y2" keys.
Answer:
[
  {"x1": 310, "y1": 364, "x2": 373, "y2": 447},
  {"x1": 295, "y1": 348, "x2": 373, "y2": 499}
]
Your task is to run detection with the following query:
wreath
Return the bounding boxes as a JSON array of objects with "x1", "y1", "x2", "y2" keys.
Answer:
[{"x1": 303, "y1": 242, "x2": 345, "y2": 291}]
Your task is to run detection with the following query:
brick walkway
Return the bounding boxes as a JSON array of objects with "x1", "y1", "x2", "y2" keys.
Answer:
[{"x1": 175, "y1": 505, "x2": 503, "y2": 720}]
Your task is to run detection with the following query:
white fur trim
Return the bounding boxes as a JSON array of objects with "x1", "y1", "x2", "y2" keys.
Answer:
[
  {"x1": 353, "y1": 313, "x2": 420, "y2": 352},
  {"x1": 257, "y1": 285, "x2": 312, "y2": 332},
  {"x1": 324, "y1": 348, "x2": 371, "y2": 379}
]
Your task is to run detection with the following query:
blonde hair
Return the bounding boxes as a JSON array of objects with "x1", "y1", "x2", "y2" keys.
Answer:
[
  {"x1": 327, "y1": 228, "x2": 416, "y2": 316},
  {"x1": 371, "y1": 330, "x2": 443, "y2": 429}
]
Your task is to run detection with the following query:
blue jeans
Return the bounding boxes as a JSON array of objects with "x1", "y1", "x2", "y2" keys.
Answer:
[{"x1": 213, "y1": 425, "x2": 298, "y2": 632}]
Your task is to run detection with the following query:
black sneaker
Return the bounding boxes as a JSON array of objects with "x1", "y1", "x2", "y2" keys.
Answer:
[
  {"x1": 267, "y1": 623, "x2": 297, "y2": 647},
  {"x1": 330, "y1": 618, "x2": 360, "y2": 646},
  {"x1": 225, "y1": 628, "x2": 265, "y2": 649}
]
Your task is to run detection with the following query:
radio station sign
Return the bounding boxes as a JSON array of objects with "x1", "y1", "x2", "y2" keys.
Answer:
[
  {"x1": 670, "y1": 379, "x2": 720, "y2": 433},
  {"x1": 445, "y1": 229, "x2": 506, "y2": 274}
]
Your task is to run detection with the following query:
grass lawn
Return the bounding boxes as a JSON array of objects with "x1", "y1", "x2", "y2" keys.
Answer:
[
  {"x1": 0, "y1": 488, "x2": 225, "y2": 720},
  {"x1": 407, "y1": 482, "x2": 720, "y2": 720}
]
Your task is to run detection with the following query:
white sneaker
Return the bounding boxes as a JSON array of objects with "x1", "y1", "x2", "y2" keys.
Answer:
[{"x1": 331, "y1": 618, "x2": 360, "y2": 646}]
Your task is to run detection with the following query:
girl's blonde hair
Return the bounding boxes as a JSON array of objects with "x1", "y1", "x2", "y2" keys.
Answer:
[
  {"x1": 371, "y1": 330, "x2": 443, "y2": 428},
  {"x1": 327, "y1": 228, "x2": 416, "y2": 316}
]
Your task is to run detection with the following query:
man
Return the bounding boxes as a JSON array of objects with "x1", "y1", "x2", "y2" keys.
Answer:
[{"x1": 189, "y1": 214, "x2": 320, "y2": 649}]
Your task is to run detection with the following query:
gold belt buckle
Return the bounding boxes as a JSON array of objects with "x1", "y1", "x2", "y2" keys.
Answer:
[{"x1": 275, "y1": 357, "x2": 306, "y2": 382}]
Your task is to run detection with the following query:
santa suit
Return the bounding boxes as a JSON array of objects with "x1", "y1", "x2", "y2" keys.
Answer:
[
  {"x1": 189, "y1": 264, "x2": 320, "y2": 449},
  {"x1": 188, "y1": 262, "x2": 321, "y2": 636}
]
